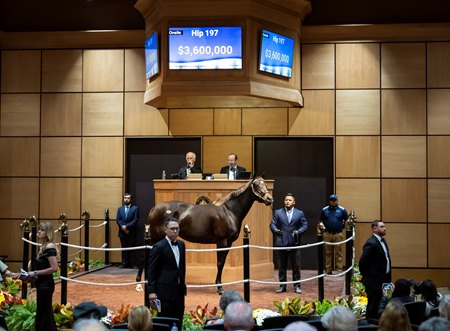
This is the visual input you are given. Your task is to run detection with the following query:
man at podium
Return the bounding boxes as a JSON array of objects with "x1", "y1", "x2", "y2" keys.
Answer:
[
  {"x1": 178, "y1": 151, "x2": 202, "y2": 179},
  {"x1": 220, "y1": 153, "x2": 247, "y2": 180}
]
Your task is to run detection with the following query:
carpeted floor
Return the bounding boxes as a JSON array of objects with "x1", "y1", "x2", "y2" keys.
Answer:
[{"x1": 41, "y1": 266, "x2": 346, "y2": 313}]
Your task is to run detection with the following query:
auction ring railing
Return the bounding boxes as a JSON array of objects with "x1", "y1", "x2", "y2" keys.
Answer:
[{"x1": 20, "y1": 210, "x2": 357, "y2": 306}]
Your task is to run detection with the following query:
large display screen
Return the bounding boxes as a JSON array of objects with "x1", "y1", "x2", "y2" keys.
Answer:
[
  {"x1": 145, "y1": 32, "x2": 159, "y2": 79},
  {"x1": 259, "y1": 29, "x2": 294, "y2": 78},
  {"x1": 168, "y1": 26, "x2": 242, "y2": 70}
]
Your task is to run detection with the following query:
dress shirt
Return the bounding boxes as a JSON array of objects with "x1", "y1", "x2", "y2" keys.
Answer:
[{"x1": 166, "y1": 237, "x2": 180, "y2": 267}]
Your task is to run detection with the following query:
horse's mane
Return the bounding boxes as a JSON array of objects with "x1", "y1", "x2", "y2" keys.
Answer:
[{"x1": 212, "y1": 179, "x2": 253, "y2": 206}]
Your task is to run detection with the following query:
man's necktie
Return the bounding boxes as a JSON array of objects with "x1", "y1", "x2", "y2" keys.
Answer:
[
  {"x1": 125, "y1": 207, "x2": 129, "y2": 218},
  {"x1": 171, "y1": 241, "x2": 178, "y2": 246}
]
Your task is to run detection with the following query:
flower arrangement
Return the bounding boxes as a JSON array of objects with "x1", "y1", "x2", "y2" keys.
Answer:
[{"x1": 252, "y1": 308, "x2": 280, "y2": 326}]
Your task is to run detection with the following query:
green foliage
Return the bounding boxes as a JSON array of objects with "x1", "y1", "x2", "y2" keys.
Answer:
[
  {"x1": 5, "y1": 299, "x2": 36, "y2": 331},
  {"x1": 273, "y1": 297, "x2": 314, "y2": 316},
  {"x1": 182, "y1": 313, "x2": 203, "y2": 330},
  {"x1": 314, "y1": 299, "x2": 334, "y2": 316},
  {"x1": 89, "y1": 259, "x2": 105, "y2": 268},
  {"x1": 0, "y1": 278, "x2": 21, "y2": 295}
]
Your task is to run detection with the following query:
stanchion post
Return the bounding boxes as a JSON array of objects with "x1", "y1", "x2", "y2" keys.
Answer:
[
  {"x1": 105, "y1": 208, "x2": 110, "y2": 265},
  {"x1": 317, "y1": 222, "x2": 325, "y2": 301},
  {"x1": 144, "y1": 224, "x2": 150, "y2": 308},
  {"x1": 82, "y1": 210, "x2": 90, "y2": 272},
  {"x1": 59, "y1": 213, "x2": 69, "y2": 305},
  {"x1": 243, "y1": 224, "x2": 251, "y2": 303},
  {"x1": 20, "y1": 218, "x2": 31, "y2": 299},
  {"x1": 345, "y1": 210, "x2": 357, "y2": 296},
  {"x1": 29, "y1": 216, "x2": 38, "y2": 272}
]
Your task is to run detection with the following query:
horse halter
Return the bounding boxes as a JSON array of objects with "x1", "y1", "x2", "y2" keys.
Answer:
[{"x1": 251, "y1": 178, "x2": 270, "y2": 202}]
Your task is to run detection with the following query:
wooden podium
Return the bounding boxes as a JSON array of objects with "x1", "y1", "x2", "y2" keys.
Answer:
[{"x1": 154, "y1": 179, "x2": 274, "y2": 284}]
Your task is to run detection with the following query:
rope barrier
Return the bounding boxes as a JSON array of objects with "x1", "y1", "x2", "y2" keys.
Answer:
[
  {"x1": 59, "y1": 276, "x2": 144, "y2": 287},
  {"x1": 68, "y1": 224, "x2": 85, "y2": 232},
  {"x1": 89, "y1": 221, "x2": 107, "y2": 228}
]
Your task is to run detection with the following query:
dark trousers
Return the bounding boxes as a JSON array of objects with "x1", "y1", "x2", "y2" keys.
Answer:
[
  {"x1": 36, "y1": 284, "x2": 57, "y2": 331},
  {"x1": 119, "y1": 236, "x2": 135, "y2": 266},
  {"x1": 278, "y1": 248, "x2": 301, "y2": 288},
  {"x1": 160, "y1": 284, "x2": 185, "y2": 325},
  {"x1": 364, "y1": 281, "x2": 383, "y2": 320}
]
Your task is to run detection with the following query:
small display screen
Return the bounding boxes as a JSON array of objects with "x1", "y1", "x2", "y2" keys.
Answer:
[
  {"x1": 145, "y1": 32, "x2": 159, "y2": 79},
  {"x1": 168, "y1": 26, "x2": 242, "y2": 70},
  {"x1": 259, "y1": 29, "x2": 294, "y2": 78}
]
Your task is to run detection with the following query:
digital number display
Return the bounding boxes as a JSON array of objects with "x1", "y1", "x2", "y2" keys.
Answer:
[
  {"x1": 168, "y1": 26, "x2": 242, "y2": 70},
  {"x1": 145, "y1": 32, "x2": 159, "y2": 79},
  {"x1": 259, "y1": 29, "x2": 294, "y2": 78}
]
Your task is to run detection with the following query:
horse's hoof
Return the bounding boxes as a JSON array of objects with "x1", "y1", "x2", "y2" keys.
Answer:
[{"x1": 217, "y1": 288, "x2": 224, "y2": 295}]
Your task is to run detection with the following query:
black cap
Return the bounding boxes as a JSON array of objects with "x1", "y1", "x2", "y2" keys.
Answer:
[
  {"x1": 73, "y1": 301, "x2": 108, "y2": 321},
  {"x1": 329, "y1": 194, "x2": 338, "y2": 200}
]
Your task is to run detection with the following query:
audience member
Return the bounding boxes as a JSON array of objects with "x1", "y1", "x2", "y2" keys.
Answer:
[
  {"x1": 73, "y1": 301, "x2": 108, "y2": 321},
  {"x1": 72, "y1": 318, "x2": 108, "y2": 331},
  {"x1": 283, "y1": 321, "x2": 318, "y2": 331},
  {"x1": 321, "y1": 306, "x2": 357, "y2": 331},
  {"x1": 206, "y1": 290, "x2": 244, "y2": 325},
  {"x1": 418, "y1": 317, "x2": 450, "y2": 331},
  {"x1": 439, "y1": 296, "x2": 450, "y2": 321},
  {"x1": 128, "y1": 305, "x2": 153, "y2": 331},
  {"x1": 224, "y1": 301, "x2": 254, "y2": 331},
  {"x1": 378, "y1": 299, "x2": 413, "y2": 331},
  {"x1": 378, "y1": 278, "x2": 414, "y2": 317},
  {"x1": 420, "y1": 279, "x2": 444, "y2": 317}
]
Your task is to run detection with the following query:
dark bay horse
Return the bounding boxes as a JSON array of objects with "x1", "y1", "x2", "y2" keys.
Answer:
[{"x1": 147, "y1": 176, "x2": 273, "y2": 294}]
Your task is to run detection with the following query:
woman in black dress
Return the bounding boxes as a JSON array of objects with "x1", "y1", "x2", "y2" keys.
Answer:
[{"x1": 29, "y1": 222, "x2": 58, "y2": 331}]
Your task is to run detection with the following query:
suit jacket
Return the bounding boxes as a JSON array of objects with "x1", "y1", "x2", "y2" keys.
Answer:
[
  {"x1": 359, "y1": 235, "x2": 391, "y2": 289},
  {"x1": 220, "y1": 165, "x2": 247, "y2": 179},
  {"x1": 178, "y1": 166, "x2": 202, "y2": 179},
  {"x1": 270, "y1": 207, "x2": 308, "y2": 247},
  {"x1": 147, "y1": 237, "x2": 187, "y2": 301},
  {"x1": 116, "y1": 204, "x2": 139, "y2": 238}
]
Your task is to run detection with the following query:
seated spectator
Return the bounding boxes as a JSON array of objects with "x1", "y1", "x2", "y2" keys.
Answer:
[
  {"x1": 224, "y1": 301, "x2": 254, "y2": 331},
  {"x1": 73, "y1": 318, "x2": 108, "y2": 331},
  {"x1": 128, "y1": 305, "x2": 152, "y2": 331},
  {"x1": 378, "y1": 278, "x2": 414, "y2": 317},
  {"x1": 206, "y1": 290, "x2": 244, "y2": 325},
  {"x1": 420, "y1": 279, "x2": 444, "y2": 317},
  {"x1": 321, "y1": 306, "x2": 357, "y2": 331},
  {"x1": 378, "y1": 299, "x2": 413, "y2": 331},
  {"x1": 283, "y1": 321, "x2": 318, "y2": 331},
  {"x1": 73, "y1": 301, "x2": 108, "y2": 321},
  {"x1": 419, "y1": 317, "x2": 449, "y2": 331},
  {"x1": 439, "y1": 296, "x2": 450, "y2": 321}
]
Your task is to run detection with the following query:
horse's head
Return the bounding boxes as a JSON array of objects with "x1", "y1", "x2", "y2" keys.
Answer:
[{"x1": 251, "y1": 176, "x2": 274, "y2": 206}]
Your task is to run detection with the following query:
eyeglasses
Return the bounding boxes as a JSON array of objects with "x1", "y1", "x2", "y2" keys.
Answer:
[{"x1": 167, "y1": 227, "x2": 179, "y2": 232}]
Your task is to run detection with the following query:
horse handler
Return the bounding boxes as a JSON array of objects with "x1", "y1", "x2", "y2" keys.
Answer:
[{"x1": 270, "y1": 193, "x2": 308, "y2": 294}]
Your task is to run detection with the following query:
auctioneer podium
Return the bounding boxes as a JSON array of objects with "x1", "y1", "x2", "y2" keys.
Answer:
[{"x1": 154, "y1": 179, "x2": 274, "y2": 284}]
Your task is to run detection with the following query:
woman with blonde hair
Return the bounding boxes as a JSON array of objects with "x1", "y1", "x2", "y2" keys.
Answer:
[
  {"x1": 378, "y1": 299, "x2": 412, "y2": 331},
  {"x1": 28, "y1": 222, "x2": 59, "y2": 331},
  {"x1": 128, "y1": 305, "x2": 153, "y2": 331}
]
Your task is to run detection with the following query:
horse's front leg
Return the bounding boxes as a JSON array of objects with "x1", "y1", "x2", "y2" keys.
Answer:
[{"x1": 215, "y1": 248, "x2": 229, "y2": 295}]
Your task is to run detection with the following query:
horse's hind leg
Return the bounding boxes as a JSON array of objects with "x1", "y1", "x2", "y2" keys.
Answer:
[{"x1": 215, "y1": 248, "x2": 229, "y2": 295}]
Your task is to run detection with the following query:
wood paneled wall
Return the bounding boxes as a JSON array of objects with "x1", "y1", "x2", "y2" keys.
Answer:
[{"x1": 0, "y1": 31, "x2": 449, "y2": 283}]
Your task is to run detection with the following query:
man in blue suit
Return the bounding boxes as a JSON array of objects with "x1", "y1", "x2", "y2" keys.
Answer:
[
  {"x1": 116, "y1": 193, "x2": 140, "y2": 268},
  {"x1": 147, "y1": 218, "x2": 186, "y2": 324},
  {"x1": 270, "y1": 193, "x2": 308, "y2": 294}
]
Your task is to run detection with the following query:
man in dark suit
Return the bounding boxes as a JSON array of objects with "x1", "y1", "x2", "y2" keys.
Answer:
[
  {"x1": 147, "y1": 218, "x2": 186, "y2": 324},
  {"x1": 116, "y1": 193, "x2": 140, "y2": 268},
  {"x1": 220, "y1": 153, "x2": 246, "y2": 180},
  {"x1": 270, "y1": 193, "x2": 308, "y2": 294},
  {"x1": 178, "y1": 151, "x2": 202, "y2": 179},
  {"x1": 359, "y1": 220, "x2": 391, "y2": 321}
]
